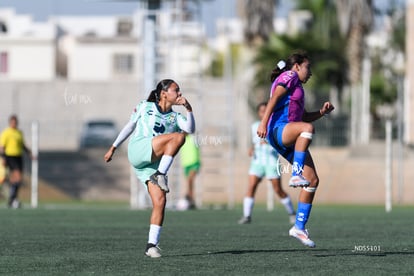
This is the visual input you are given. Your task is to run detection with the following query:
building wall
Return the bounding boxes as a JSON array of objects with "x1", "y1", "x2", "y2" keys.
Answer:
[
  {"x1": 4, "y1": 39, "x2": 55, "y2": 81},
  {"x1": 0, "y1": 9, "x2": 56, "y2": 81},
  {"x1": 68, "y1": 40, "x2": 140, "y2": 81}
]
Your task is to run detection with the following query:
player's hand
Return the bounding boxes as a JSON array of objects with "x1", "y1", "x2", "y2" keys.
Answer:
[
  {"x1": 176, "y1": 96, "x2": 192, "y2": 111},
  {"x1": 104, "y1": 147, "x2": 116, "y2": 162},
  {"x1": 257, "y1": 122, "x2": 267, "y2": 139},
  {"x1": 320, "y1": 102, "x2": 335, "y2": 116},
  {"x1": 175, "y1": 96, "x2": 187, "y2": 105}
]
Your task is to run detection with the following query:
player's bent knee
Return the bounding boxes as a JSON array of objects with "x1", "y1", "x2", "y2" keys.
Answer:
[
  {"x1": 174, "y1": 133, "x2": 186, "y2": 146},
  {"x1": 300, "y1": 132, "x2": 313, "y2": 140},
  {"x1": 303, "y1": 186, "x2": 317, "y2": 193}
]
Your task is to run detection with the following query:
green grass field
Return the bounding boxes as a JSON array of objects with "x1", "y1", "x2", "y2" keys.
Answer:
[{"x1": 0, "y1": 204, "x2": 413, "y2": 275}]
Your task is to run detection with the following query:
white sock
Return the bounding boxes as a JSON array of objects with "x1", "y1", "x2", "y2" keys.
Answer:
[
  {"x1": 148, "y1": 224, "x2": 162, "y2": 245},
  {"x1": 280, "y1": 196, "x2": 295, "y2": 215},
  {"x1": 243, "y1": 197, "x2": 254, "y2": 218},
  {"x1": 158, "y1": 155, "x2": 173, "y2": 174}
]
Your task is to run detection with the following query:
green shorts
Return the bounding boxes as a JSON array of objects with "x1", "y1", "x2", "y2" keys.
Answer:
[
  {"x1": 183, "y1": 162, "x2": 200, "y2": 177},
  {"x1": 128, "y1": 137, "x2": 159, "y2": 185}
]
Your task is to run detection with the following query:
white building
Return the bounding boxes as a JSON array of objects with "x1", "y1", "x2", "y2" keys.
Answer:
[
  {"x1": 0, "y1": 7, "x2": 207, "y2": 83},
  {"x1": 0, "y1": 8, "x2": 56, "y2": 81}
]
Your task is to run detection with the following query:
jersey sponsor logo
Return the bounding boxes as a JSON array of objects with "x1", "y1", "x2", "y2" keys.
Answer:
[{"x1": 153, "y1": 122, "x2": 166, "y2": 134}]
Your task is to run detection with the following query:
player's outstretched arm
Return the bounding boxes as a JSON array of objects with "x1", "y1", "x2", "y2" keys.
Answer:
[
  {"x1": 104, "y1": 146, "x2": 116, "y2": 162},
  {"x1": 302, "y1": 102, "x2": 335, "y2": 122},
  {"x1": 104, "y1": 120, "x2": 136, "y2": 162}
]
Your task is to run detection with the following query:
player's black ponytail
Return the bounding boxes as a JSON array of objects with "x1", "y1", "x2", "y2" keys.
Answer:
[
  {"x1": 147, "y1": 79, "x2": 177, "y2": 102},
  {"x1": 270, "y1": 50, "x2": 309, "y2": 82},
  {"x1": 147, "y1": 89, "x2": 159, "y2": 102}
]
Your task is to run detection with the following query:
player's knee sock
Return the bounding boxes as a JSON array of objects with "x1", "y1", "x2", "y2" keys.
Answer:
[
  {"x1": 243, "y1": 197, "x2": 254, "y2": 218},
  {"x1": 15, "y1": 182, "x2": 21, "y2": 197},
  {"x1": 9, "y1": 183, "x2": 18, "y2": 201},
  {"x1": 157, "y1": 155, "x2": 173, "y2": 175},
  {"x1": 148, "y1": 224, "x2": 162, "y2": 245},
  {"x1": 292, "y1": 151, "x2": 306, "y2": 176},
  {"x1": 295, "y1": 202, "x2": 312, "y2": 230},
  {"x1": 280, "y1": 196, "x2": 295, "y2": 215},
  {"x1": 292, "y1": 132, "x2": 312, "y2": 177}
]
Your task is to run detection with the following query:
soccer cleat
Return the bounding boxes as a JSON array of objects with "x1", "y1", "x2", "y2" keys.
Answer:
[
  {"x1": 289, "y1": 226, "x2": 315, "y2": 248},
  {"x1": 145, "y1": 244, "x2": 162, "y2": 258},
  {"x1": 289, "y1": 214, "x2": 296, "y2": 225},
  {"x1": 11, "y1": 200, "x2": 21, "y2": 209},
  {"x1": 238, "y1": 216, "x2": 251, "y2": 224},
  {"x1": 149, "y1": 173, "x2": 169, "y2": 193},
  {"x1": 288, "y1": 175, "x2": 310, "y2": 188}
]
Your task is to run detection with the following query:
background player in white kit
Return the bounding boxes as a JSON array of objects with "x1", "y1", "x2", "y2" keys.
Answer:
[
  {"x1": 239, "y1": 102, "x2": 296, "y2": 225},
  {"x1": 104, "y1": 79, "x2": 195, "y2": 258}
]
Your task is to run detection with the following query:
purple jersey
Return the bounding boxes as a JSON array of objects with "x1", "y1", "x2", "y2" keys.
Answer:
[{"x1": 268, "y1": 70, "x2": 304, "y2": 128}]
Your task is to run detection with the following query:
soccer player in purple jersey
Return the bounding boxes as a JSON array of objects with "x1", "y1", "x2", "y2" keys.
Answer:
[{"x1": 257, "y1": 51, "x2": 334, "y2": 248}]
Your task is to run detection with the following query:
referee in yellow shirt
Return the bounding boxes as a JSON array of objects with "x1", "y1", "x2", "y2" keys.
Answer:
[{"x1": 0, "y1": 115, "x2": 32, "y2": 208}]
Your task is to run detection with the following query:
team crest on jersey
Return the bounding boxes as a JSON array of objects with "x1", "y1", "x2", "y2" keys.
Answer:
[{"x1": 167, "y1": 113, "x2": 176, "y2": 124}]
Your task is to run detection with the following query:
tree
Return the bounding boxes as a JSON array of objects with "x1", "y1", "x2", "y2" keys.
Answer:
[
  {"x1": 239, "y1": 0, "x2": 277, "y2": 46},
  {"x1": 336, "y1": 0, "x2": 374, "y2": 144},
  {"x1": 336, "y1": 0, "x2": 373, "y2": 84},
  {"x1": 253, "y1": 0, "x2": 347, "y2": 110}
]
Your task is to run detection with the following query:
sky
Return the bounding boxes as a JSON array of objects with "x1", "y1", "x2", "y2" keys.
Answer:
[
  {"x1": 0, "y1": 0, "x2": 402, "y2": 37},
  {"x1": 0, "y1": 0, "x2": 239, "y2": 37}
]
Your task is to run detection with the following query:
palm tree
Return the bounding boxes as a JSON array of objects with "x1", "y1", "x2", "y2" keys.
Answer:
[
  {"x1": 335, "y1": 0, "x2": 374, "y2": 144},
  {"x1": 336, "y1": 0, "x2": 373, "y2": 84},
  {"x1": 253, "y1": 0, "x2": 347, "y2": 107},
  {"x1": 239, "y1": 0, "x2": 277, "y2": 46}
]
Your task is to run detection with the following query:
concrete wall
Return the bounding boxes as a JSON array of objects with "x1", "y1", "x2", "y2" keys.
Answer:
[{"x1": 0, "y1": 80, "x2": 139, "y2": 150}]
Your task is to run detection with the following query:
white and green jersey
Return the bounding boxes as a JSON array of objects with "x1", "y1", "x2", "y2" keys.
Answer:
[
  {"x1": 251, "y1": 121, "x2": 279, "y2": 165},
  {"x1": 130, "y1": 100, "x2": 186, "y2": 139},
  {"x1": 112, "y1": 100, "x2": 194, "y2": 148}
]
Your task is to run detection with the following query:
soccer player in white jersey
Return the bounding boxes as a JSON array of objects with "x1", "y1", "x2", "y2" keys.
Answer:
[
  {"x1": 104, "y1": 79, "x2": 195, "y2": 258},
  {"x1": 238, "y1": 102, "x2": 295, "y2": 225}
]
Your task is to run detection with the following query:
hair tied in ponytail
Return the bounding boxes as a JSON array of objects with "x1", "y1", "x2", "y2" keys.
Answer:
[{"x1": 277, "y1": 60, "x2": 286, "y2": 70}]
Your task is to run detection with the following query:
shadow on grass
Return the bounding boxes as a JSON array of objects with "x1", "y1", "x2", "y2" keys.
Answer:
[
  {"x1": 172, "y1": 248, "x2": 414, "y2": 258},
  {"x1": 172, "y1": 248, "x2": 326, "y2": 257},
  {"x1": 313, "y1": 250, "x2": 414, "y2": 258}
]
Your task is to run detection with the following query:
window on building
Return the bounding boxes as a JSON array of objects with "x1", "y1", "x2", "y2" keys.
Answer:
[
  {"x1": 0, "y1": 21, "x2": 7, "y2": 33},
  {"x1": 0, "y1": 52, "x2": 8, "y2": 74},
  {"x1": 117, "y1": 19, "x2": 133, "y2": 36},
  {"x1": 113, "y1": 54, "x2": 134, "y2": 75}
]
